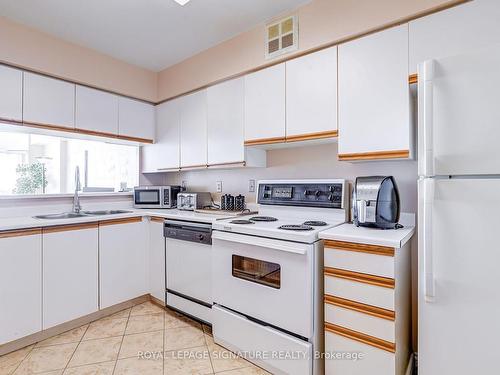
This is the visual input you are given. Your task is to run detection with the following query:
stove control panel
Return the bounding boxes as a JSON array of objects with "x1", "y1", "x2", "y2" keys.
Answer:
[{"x1": 258, "y1": 181, "x2": 346, "y2": 208}]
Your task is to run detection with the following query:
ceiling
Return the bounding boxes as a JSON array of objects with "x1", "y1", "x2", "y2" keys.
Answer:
[{"x1": 0, "y1": 0, "x2": 311, "y2": 71}]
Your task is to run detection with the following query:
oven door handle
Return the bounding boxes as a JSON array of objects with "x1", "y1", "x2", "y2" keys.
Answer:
[{"x1": 212, "y1": 230, "x2": 308, "y2": 255}]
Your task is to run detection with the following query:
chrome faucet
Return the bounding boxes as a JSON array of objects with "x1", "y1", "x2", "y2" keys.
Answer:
[{"x1": 73, "y1": 166, "x2": 82, "y2": 213}]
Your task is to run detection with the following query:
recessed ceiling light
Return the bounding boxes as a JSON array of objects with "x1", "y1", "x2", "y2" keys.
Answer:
[{"x1": 174, "y1": 0, "x2": 190, "y2": 5}]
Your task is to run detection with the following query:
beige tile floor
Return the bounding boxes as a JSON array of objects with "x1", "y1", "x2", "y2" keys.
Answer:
[{"x1": 0, "y1": 302, "x2": 271, "y2": 375}]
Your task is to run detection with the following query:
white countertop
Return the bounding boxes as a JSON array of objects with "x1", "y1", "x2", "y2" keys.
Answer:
[
  {"x1": 0, "y1": 208, "x2": 239, "y2": 232},
  {"x1": 319, "y1": 222, "x2": 415, "y2": 248}
]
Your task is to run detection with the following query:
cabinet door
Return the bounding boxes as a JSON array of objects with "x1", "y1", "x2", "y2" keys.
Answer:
[
  {"x1": 410, "y1": 0, "x2": 500, "y2": 73},
  {"x1": 99, "y1": 219, "x2": 148, "y2": 308},
  {"x1": 0, "y1": 231, "x2": 42, "y2": 345},
  {"x1": 142, "y1": 99, "x2": 180, "y2": 172},
  {"x1": 118, "y1": 97, "x2": 155, "y2": 141},
  {"x1": 43, "y1": 226, "x2": 99, "y2": 329},
  {"x1": 286, "y1": 46, "x2": 338, "y2": 138},
  {"x1": 244, "y1": 63, "x2": 285, "y2": 143},
  {"x1": 207, "y1": 77, "x2": 244, "y2": 165},
  {"x1": 149, "y1": 220, "x2": 165, "y2": 303},
  {"x1": 0, "y1": 65, "x2": 23, "y2": 122},
  {"x1": 179, "y1": 90, "x2": 207, "y2": 168},
  {"x1": 338, "y1": 25, "x2": 410, "y2": 159},
  {"x1": 23, "y1": 72, "x2": 75, "y2": 128},
  {"x1": 75, "y1": 85, "x2": 119, "y2": 134}
]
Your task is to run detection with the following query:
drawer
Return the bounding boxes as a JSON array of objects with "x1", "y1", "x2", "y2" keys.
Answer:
[
  {"x1": 324, "y1": 269, "x2": 395, "y2": 310},
  {"x1": 325, "y1": 328, "x2": 395, "y2": 375},
  {"x1": 324, "y1": 296, "x2": 395, "y2": 343},
  {"x1": 324, "y1": 240, "x2": 395, "y2": 278}
]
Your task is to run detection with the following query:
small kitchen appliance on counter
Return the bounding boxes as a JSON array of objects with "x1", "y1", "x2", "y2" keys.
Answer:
[
  {"x1": 352, "y1": 176, "x2": 400, "y2": 229},
  {"x1": 177, "y1": 192, "x2": 212, "y2": 211},
  {"x1": 133, "y1": 185, "x2": 181, "y2": 209}
]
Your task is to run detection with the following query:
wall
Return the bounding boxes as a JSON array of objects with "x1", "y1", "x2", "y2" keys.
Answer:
[
  {"x1": 157, "y1": 0, "x2": 464, "y2": 100},
  {"x1": 0, "y1": 16, "x2": 157, "y2": 102}
]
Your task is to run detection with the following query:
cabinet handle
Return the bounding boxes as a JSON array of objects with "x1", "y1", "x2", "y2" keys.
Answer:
[
  {"x1": 418, "y1": 59, "x2": 435, "y2": 177},
  {"x1": 422, "y1": 178, "x2": 435, "y2": 302}
]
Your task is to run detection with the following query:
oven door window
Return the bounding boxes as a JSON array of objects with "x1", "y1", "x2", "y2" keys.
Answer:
[
  {"x1": 135, "y1": 190, "x2": 160, "y2": 205},
  {"x1": 232, "y1": 255, "x2": 281, "y2": 289}
]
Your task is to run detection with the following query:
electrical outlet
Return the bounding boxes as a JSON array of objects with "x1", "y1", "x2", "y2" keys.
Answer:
[
  {"x1": 249, "y1": 179, "x2": 256, "y2": 192},
  {"x1": 181, "y1": 180, "x2": 187, "y2": 190},
  {"x1": 216, "y1": 181, "x2": 223, "y2": 193}
]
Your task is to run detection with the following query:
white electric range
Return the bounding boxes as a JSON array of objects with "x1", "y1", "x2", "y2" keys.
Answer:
[{"x1": 211, "y1": 179, "x2": 349, "y2": 375}]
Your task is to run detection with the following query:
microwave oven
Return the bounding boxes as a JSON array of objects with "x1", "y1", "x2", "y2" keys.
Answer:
[{"x1": 134, "y1": 186, "x2": 181, "y2": 209}]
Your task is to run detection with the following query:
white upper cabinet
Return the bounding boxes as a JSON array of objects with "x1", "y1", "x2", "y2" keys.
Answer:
[
  {"x1": 142, "y1": 99, "x2": 180, "y2": 172},
  {"x1": 118, "y1": 97, "x2": 155, "y2": 141},
  {"x1": 410, "y1": 0, "x2": 500, "y2": 73},
  {"x1": 244, "y1": 63, "x2": 286, "y2": 143},
  {"x1": 207, "y1": 77, "x2": 245, "y2": 165},
  {"x1": 23, "y1": 72, "x2": 75, "y2": 128},
  {"x1": 338, "y1": 24, "x2": 411, "y2": 159},
  {"x1": 0, "y1": 65, "x2": 23, "y2": 122},
  {"x1": 179, "y1": 90, "x2": 208, "y2": 168},
  {"x1": 75, "y1": 86, "x2": 119, "y2": 134},
  {"x1": 286, "y1": 46, "x2": 338, "y2": 139}
]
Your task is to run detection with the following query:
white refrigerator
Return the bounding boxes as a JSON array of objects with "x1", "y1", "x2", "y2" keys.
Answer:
[{"x1": 418, "y1": 45, "x2": 500, "y2": 374}]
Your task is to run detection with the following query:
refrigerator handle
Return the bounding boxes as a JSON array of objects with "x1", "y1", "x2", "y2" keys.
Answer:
[
  {"x1": 418, "y1": 60, "x2": 435, "y2": 177},
  {"x1": 423, "y1": 179, "x2": 435, "y2": 301}
]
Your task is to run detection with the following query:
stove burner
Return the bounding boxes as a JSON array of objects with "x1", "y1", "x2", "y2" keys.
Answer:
[
  {"x1": 303, "y1": 221, "x2": 328, "y2": 226},
  {"x1": 230, "y1": 220, "x2": 255, "y2": 225},
  {"x1": 278, "y1": 224, "x2": 314, "y2": 231},
  {"x1": 249, "y1": 216, "x2": 278, "y2": 222}
]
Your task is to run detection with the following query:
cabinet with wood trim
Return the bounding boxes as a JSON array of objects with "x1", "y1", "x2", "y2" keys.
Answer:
[
  {"x1": 42, "y1": 223, "x2": 99, "y2": 329},
  {"x1": 179, "y1": 89, "x2": 208, "y2": 168},
  {"x1": 99, "y1": 217, "x2": 148, "y2": 309},
  {"x1": 75, "y1": 85, "x2": 119, "y2": 135},
  {"x1": 320, "y1": 231, "x2": 413, "y2": 375},
  {"x1": 338, "y1": 24, "x2": 412, "y2": 161},
  {"x1": 0, "y1": 65, "x2": 23, "y2": 122},
  {"x1": 118, "y1": 97, "x2": 155, "y2": 142},
  {"x1": 0, "y1": 229, "x2": 42, "y2": 345}
]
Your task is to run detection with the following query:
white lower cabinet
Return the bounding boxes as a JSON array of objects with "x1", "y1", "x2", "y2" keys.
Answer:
[
  {"x1": 42, "y1": 224, "x2": 99, "y2": 329},
  {"x1": 0, "y1": 230, "x2": 42, "y2": 345},
  {"x1": 99, "y1": 218, "x2": 148, "y2": 308},
  {"x1": 149, "y1": 218, "x2": 165, "y2": 303}
]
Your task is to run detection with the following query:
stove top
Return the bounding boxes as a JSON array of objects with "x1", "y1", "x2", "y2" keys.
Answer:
[
  {"x1": 303, "y1": 221, "x2": 328, "y2": 226},
  {"x1": 230, "y1": 219, "x2": 254, "y2": 225},
  {"x1": 249, "y1": 216, "x2": 278, "y2": 222},
  {"x1": 279, "y1": 224, "x2": 314, "y2": 231}
]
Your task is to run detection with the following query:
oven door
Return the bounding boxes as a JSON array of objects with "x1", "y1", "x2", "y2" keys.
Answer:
[
  {"x1": 134, "y1": 188, "x2": 162, "y2": 208},
  {"x1": 212, "y1": 230, "x2": 315, "y2": 339}
]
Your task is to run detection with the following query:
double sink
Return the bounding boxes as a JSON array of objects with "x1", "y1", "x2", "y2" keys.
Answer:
[{"x1": 34, "y1": 210, "x2": 132, "y2": 220}]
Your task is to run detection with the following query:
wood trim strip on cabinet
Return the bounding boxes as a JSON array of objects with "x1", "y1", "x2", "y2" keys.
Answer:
[
  {"x1": 0, "y1": 228, "x2": 42, "y2": 239},
  {"x1": 286, "y1": 130, "x2": 338, "y2": 143},
  {"x1": 338, "y1": 149, "x2": 410, "y2": 161},
  {"x1": 325, "y1": 267, "x2": 395, "y2": 289},
  {"x1": 0, "y1": 117, "x2": 24, "y2": 126},
  {"x1": 98, "y1": 216, "x2": 143, "y2": 226},
  {"x1": 43, "y1": 222, "x2": 99, "y2": 234},
  {"x1": 180, "y1": 164, "x2": 208, "y2": 170},
  {"x1": 244, "y1": 137, "x2": 287, "y2": 146},
  {"x1": 324, "y1": 240, "x2": 395, "y2": 257},
  {"x1": 409, "y1": 74, "x2": 418, "y2": 84},
  {"x1": 324, "y1": 294, "x2": 395, "y2": 321},
  {"x1": 150, "y1": 217, "x2": 165, "y2": 223},
  {"x1": 325, "y1": 322, "x2": 396, "y2": 353},
  {"x1": 207, "y1": 161, "x2": 246, "y2": 168},
  {"x1": 157, "y1": 167, "x2": 181, "y2": 172}
]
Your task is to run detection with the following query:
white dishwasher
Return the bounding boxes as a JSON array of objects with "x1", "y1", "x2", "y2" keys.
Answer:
[{"x1": 164, "y1": 219, "x2": 213, "y2": 323}]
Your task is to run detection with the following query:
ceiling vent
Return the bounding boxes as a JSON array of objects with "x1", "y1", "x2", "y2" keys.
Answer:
[{"x1": 265, "y1": 15, "x2": 298, "y2": 59}]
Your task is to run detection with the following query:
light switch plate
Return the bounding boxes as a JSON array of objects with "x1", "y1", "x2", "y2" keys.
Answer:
[
  {"x1": 249, "y1": 179, "x2": 255, "y2": 192},
  {"x1": 216, "y1": 181, "x2": 222, "y2": 193}
]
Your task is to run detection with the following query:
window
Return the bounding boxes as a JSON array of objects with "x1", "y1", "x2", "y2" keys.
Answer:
[{"x1": 0, "y1": 130, "x2": 139, "y2": 196}]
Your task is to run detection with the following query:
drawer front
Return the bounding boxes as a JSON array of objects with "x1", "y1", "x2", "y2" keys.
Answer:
[
  {"x1": 324, "y1": 241, "x2": 395, "y2": 278},
  {"x1": 324, "y1": 272, "x2": 395, "y2": 310},
  {"x1": 325, "y1": 301, "x2": 395, "y2": 343},
  {"x1": 325, "y1": 330, "x2": 395, "y2": 375}
]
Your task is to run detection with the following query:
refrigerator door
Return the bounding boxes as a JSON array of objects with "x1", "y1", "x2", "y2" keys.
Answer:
[
  {"x1": 418, "y1": 178, "x2": 500, "y2": 374},
  {"x1": 418, "y1": 45, "x2": 500, "y2": 176}
]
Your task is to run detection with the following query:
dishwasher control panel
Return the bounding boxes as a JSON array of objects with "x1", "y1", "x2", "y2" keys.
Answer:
[{"x1": 164, "y1": 219, "x2": 212, "y2": 245}]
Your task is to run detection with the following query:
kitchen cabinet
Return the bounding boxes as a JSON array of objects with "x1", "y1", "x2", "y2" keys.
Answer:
[
  {"x1": 42, "y1": 224, "x2": 99, "y2": 329},
  {"x1": 23, "y1": 72, "x2": 75, "y2": 129},
  {"x1": 118, "y1": 97, "x2": 155, "y2": 142},
  {"x1": 179, "y1": 89, "x2": 208, "y2": 168},
  {"x1": 0, "y1": 65, "x2": 23, "y2": 122},
  {"x1": 149, "y1": 218, "x2": 165, "y2": 303},
  {"x1": 99, "y1": 217, "x2": 148, "y2": 309},
  {"x1": 338, "y1": 24, "x2": 411, "y2": 161},
  {"x1": 207, "y1": 77, "x2": 245, "y2": 165},
  {"x1": 0, "y1": 229, "x2": 42, "y2": 345},
  {"x1": 244, "y1": 63, "x2": 286, "y2": 145},
  {"x1": 286, "y1": 46, "x2": 338, "y2": 141},
  {"x1": 142, "y1": 99, "x2": 180, "y2": 173},
  {"x1": 409, "y1": 0, "x2": 500, "y2": 73},
  {"x1": 75, "y1": 85, "x2": 119, "y2": 135}
]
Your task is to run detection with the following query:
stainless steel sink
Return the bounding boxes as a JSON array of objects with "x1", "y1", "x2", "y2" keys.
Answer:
[
  {"x1": 33, "y1": 212, "x2": 90, "y2": 219},
  {"x1": 81, "y1": 210, "x2": 132, "y2": 215}
]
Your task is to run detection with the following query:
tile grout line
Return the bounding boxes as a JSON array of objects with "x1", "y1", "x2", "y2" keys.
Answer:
[
  {"x1": 9, "y1": 344, "x2": 35, "y2": 375},
  {"x1": 111, "y1": 307, "x2": 132, "y2": 375},
  {"x1": 62, "y1": 323, "x2": 91, "y2": 373},
  {"x1": 204, "y1": 331, "x2": 216, "y2": 375}
]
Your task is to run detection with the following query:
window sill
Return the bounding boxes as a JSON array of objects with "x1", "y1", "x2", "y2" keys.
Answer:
[{"x1": 0, "y1": 192, "x2": 133, "y2": 201}]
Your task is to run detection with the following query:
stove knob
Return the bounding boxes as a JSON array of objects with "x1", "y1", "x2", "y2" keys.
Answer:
[
  {"x1": 304, "y1": 190, "x2": 310, "y2": 196},
  {"x1": 328, "y1": 194, "x2": 335, "y2": 202},
  {"x1": 329, "y1": 186, "x2": 335, "y2": 193},
  {"x1": 315, "y1": 190, "x2": 321, "y2": 197},
  {"x1": 198, "y1": 234, "x2": 205, "y2": 241}
]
